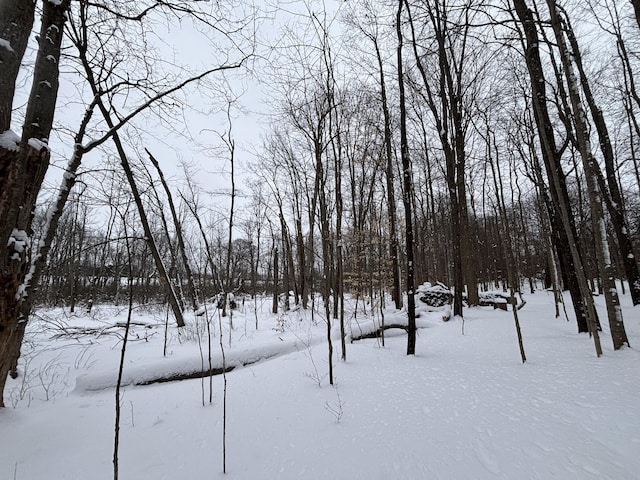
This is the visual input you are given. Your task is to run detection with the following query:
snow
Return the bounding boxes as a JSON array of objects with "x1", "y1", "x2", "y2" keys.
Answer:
[
  {"x1": 27, "y1": 137, "x2": 48, "y2": 150},
  {"x1": 2, "y1": 291, "x2": 639, "y2": 479},
  {"x1": 7, "y1": 229, "x2": 30, "y2": 254},
  {"x1": 0, "y1": 38, "x2": 14, "y2": 52},
  {"x1": 0, "y1": 129, "x2": 20, "y2": 151},
  {"x1": 15, "y1": 283, "x2": 27, "y2": 300}
]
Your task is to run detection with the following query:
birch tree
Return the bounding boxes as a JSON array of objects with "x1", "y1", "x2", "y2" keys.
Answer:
[
  {"x1": 511, "y1": 0, "x2": 602, "y2": 355},
  {"x1": 546, "y1": 0, "x2": 629, "y2": 349}
]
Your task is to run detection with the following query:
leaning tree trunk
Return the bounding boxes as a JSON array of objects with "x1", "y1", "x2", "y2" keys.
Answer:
[
  {"x1": 119, "y1": 150, "x2": 185, "y2": 326},
  {"x1": 94, "y1": 99, "x2": 185, "y2": 327},
  {"x1": 488, "y1": 129, "x2": 526, "y2": 363},
  {"x1": 511, "y1": 0, "x2": 602, "y2": 355},
  {"x1": 547, "y1": 0, "x2": 629, "y2": 349},
  {"x1": 1, "y1": 0, "x2": 70, "y2": 407},
  {"x1": 147, "y1": 149, "x2": 199, "y2": 311},
  {"x1": 562, "y1": 17, "x2": 640, "y2": 306},
  {"x1": 74, "y1": 29, "x2": 187, "y2": 328}
]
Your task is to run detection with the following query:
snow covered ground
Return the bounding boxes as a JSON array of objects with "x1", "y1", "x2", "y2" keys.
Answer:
[{"x1": 1, "y1": 289, "x2": 639, "y2": 480}]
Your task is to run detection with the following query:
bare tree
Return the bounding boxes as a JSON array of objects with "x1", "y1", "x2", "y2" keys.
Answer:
[
  {"x1": 1, "y1": 0, "x2": 254, "y2": 404},
  {"x1": 404, "y1": 0, "x2": 482, "y2": 316},
  {"x1": 630, "y1": 0, "x2": 640, "y2": 30},
  {"x1": 147, "y1": 149, "x2": 199, "y2": 311},
  {"x1": 559, "y1": 11, "x2": 640, "y2": 307},
  {"x1": 346, "y1": 3, "x2": 403, "y2": 310},
  {"x1": 479, "y1": 111, "x2": 527, "y2": 362},
  {"x1": 112, "y1": 197, "x2": 135, "y2": 480},
  {"x1": 546, "y1": 0, "x2": 629, "y2": 349},
  {"x1": 219, "y1": 104, "x2": 238, "y2": 321},
  {"x1": 397, "y1": 0, "x2": 417, "y2": 355},
  {"x1": 511, "y1": 0, "x2": 602, "y2": 355},
  {"x1": 0, "y1": 0, "x2": 71, "y2": 407}
]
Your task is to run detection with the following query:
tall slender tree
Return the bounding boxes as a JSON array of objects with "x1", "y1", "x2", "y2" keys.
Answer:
[
  {"x1": 511, "y1": 0, "x2": 602, "y2": 355},
  {"x1": 546, "y1": 0, "x2": 629, "y2": 349},
  {"x1": 560, "y1": 11, "x2": 640, "y2": 306},
  {"x1": 397, "y1": 0, "x2": 417, "y2": 355}
]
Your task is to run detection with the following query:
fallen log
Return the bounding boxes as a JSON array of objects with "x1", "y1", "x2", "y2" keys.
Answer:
[
  {"x1": 351, "y1": 323, "x2": 409, "y2": 342},
  {"x1": 135, "y1": 366, "x2": 236, "y2": 385},
  {"x1": 134, "y1": 353, "x2": 278, "y2": 386}
]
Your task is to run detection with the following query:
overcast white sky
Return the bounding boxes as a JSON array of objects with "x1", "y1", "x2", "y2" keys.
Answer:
[
  {"x1": 6, "y1": 0, "x2": 350, "y2": 234},
  {"x1": 8, "y1": 1, "x2": 364, "y2": 221}
]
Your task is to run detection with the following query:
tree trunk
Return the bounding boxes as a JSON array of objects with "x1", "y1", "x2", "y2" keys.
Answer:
[
  {"x1": 331, "y1": 104, "x2": 346, "y2": 362},
  {"x1": 404, "y1": 0, "x2": 470, "y2": 317},
  {"x1": 487, "y1": 125, "x2": 526, "y2": 363},
  {"x1": 103, "y1": 123, "x2": 185, "y2": 327},
  {"x1": 630, "y1": 0, "x2": 640, "y2": 31},
  {"x1": 397, "y1": 0, "x2": 417, "y2": 355},
  {"x1": 1, "y1": 0, "x2": 70, "y2": 407},
  {"x1": 295, "y1": 218, "x2": 307, "y2": 309},
  {"x1": 272, "y1": 246, "x2": 279, "y2": 314},
  {"x1": 512, "y1": 0, "x2": 601, "y2": 355},
  {"x1": 547, "y1": 0, "x2": 629, "y2": 349},
  {"x1": 281, "y1": 231, "x2": 290, "y2": 312},
  {"x1": 147, "y1": 149, "x2": 199, "y2": 311},
  {"x1": 562, "y1": 18, "x2": 640, "y2": 306},
  {"x1": 222, "y1": 129, "x2": 236, "y2": 319},
  {"x1": 0, "y1": 0, "x2": 35, "y2": 133},
  {"x1": 374, "y1": 39, "x2": 402, "y2": 310}
]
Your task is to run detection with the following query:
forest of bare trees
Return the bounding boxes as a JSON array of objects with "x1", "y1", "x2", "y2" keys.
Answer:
[{"x1": 1, "y1": 0, "x2": 639, "y2": 406}]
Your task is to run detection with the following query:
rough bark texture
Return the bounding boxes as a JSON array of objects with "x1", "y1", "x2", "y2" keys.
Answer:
[
  {"x1": 1, "y1": 0, "x2": 70, "y2": 407},
  {"x1": 0, "y1": 0, "x2": 35, "y2": 133},
  {"x1": 512, "y1": 0, "x2": 601, "y2": 355},
  {"x1": 397, "y1": 0, "x2": 417, "y2": 355},
  {"x1": 547, "y1": 0, "x2": 629, "y2": 349},
  {"x1": 562, "y1": 18, "x2": 640, "y2": 306}
]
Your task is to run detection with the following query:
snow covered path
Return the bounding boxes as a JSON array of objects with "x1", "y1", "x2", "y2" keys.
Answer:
[{"x1": 1, "y1": 292, "x2": 639, "y2": 479}]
